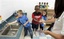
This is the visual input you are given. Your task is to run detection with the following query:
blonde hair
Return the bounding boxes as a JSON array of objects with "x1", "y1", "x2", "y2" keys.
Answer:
[{"x1": 17, "y1": 10, "x2": 23, "y2": 14}]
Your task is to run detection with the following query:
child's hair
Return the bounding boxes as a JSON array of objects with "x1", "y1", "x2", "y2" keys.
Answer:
[
  {"x1": 55, "y1": 0, "x2": 64, "y2": 18},
  {"x1": 35, "y1": 5, "x2": 40, "y2": 10},
  {"x1": 17, "y1": 10, "x2": 23, "y2": 14},
  {"x1": 15, "y1": 10, "x2": 23, "y2": 17}
]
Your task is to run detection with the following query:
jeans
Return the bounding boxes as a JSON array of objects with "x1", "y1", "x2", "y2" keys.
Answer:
[
  {"x1": 32, "y1": 23, "x2": 39, "y2": 31},
  {"x1": 24, "y1": 26, "x2": 33, "y2": 38}
]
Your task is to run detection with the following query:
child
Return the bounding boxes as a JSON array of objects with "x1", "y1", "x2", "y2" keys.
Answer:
[
  {"x1": 39, "y1": 11, "x2": 47, "y2": 35},
  {"x1": 32, "y1": 5, "x2": 42, "y2": 36},
  {"x1": 7, "y1": 10, "x2": 33, "y2": 39}
]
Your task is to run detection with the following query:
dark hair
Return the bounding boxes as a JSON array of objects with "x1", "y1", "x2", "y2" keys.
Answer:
[
  {"x1": 55, "y1": 0, "x2": 64, "y2": 18},
  {"x1": 34, "y1": 5, "x2": 40, "y2": 10}
]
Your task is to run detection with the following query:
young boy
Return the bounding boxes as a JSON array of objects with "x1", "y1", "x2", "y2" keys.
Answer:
[
  {"x1": 32, "y1": 5, "x2": 42, "y2": 36},
  {"x1": 7, "y1": 10, "x2": 33, "y2": 39}
]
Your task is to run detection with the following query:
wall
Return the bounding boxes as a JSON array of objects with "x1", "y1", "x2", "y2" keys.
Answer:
[{"x1": 0, "y1": 0, "x2": 55, "y2": 23}]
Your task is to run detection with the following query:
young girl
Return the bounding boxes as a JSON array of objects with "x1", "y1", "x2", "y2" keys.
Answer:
[
  {"x1": 43, "y1": 0, "x2": 64, "y2": 39},
  {"x1": 39, "y1": 11, "x2": 47, "y2": 35}
]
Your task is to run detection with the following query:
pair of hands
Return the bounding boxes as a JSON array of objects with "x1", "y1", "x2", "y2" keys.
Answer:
[
  {"x1": 23, "y1": 23, "x2": 26, "y2": 26},
  {"x1": 39, "y1": 19, "x2": 45, "y2": 23}
]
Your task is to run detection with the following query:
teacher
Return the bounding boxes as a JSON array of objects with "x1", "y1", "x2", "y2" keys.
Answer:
[{"x1": 43, "y1": 0, "x2": 64, "y2": 39}]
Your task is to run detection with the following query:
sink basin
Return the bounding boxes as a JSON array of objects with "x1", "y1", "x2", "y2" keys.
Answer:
[
  {"x1": 1, "y1": 24, "x2": 20, "y2": 36},
  {"x1": 7, "y1": 30, "x2": 17, "y2": 35},
  {"x1": 2, "y1": 26, "x2": 10, "y2": 35}
]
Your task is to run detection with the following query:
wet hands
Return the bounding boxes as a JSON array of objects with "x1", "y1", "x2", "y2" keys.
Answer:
[
  {"x1": 39, "y1": 19, "x2": 45, "y2": 23},
  {"x1": 23, "y1": 23, "x2": 26, "y2": 26}
]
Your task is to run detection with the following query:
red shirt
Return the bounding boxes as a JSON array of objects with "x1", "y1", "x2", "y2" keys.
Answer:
[{"x1": 32, "y1": 12, "x2": 42, "y2": 24}]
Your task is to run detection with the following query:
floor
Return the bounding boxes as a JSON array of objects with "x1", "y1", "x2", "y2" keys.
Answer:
[
  {"x1": 19, "y1": 26, "x2": 52, "y2": 39},
  {"x1": 24, "y1": 32, "x2": 52, "y2": 39}
]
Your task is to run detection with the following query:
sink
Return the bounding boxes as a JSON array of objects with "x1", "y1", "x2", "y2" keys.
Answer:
[
  {"x1": 1, "y1": 23, "x2": 20, "y2": 36},
  {"x1": 2, "y1": 26, "x2": 10, "y2": 35}
]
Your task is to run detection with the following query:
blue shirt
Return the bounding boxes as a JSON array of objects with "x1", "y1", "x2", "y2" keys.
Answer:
[
  {"x1": 17, "y1": 15, "x2": 31, "y2": 27},
  {"x1": 41, "y1": 16, "x2": 47, "y2": 27}
]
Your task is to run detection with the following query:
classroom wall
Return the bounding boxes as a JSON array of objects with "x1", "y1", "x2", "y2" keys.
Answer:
[{"x1": 0, "y1": 0, "x2": 55, "y2": 23}]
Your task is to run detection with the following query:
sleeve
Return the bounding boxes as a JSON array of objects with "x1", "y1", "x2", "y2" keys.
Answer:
[
  {"x1": 17, "y1": 18, "x2": 23, "y2": 25},
  {"x1": 61, "y1": 17, "x2": 64, "y2": 35},
  {"x1": 19, "y1": 19, "x2": 23, "y2": 24},
  {"x1": 25, "y1": 15, "x2": 28, "y2": 21},
  {"x1": 40, "y1": 15, "x2": 42, "y2": 19},
  {"x1": 45, "y1": 17, "x2": 47, "y2": 20},
  {"x1": 32, "y1": 13, "x2": 35, "y2": 19}
]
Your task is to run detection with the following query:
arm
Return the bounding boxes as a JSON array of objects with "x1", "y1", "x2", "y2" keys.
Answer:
[
  {"x1": 34, "y1": 19, "x2": 39, "y2": 22},
  {"x1": 49, "y1": 31, "x2": 64, "y2": 39},
  {"x1": 23, "y1": 20, "x2": 29, "y2": 26},
  {"x1": 23, "y1": 16, "x2": 29, "y2": 26},
  {"x1": 7, "y1": 20, "x2": 17, "y2": 25},
  {"x1": 34, "y1": 14, "x2": 42, "y2": 22},
  {"x1": 32, "y1": 13, "x2": 39, "y2": 22},
  {"x1": 43, "y1": 30, "x2": 64, "y2": 39},
  {"x1": 45, "y1": 17, "x2": 56, "y2": 23},
  {"x1": 39, "y1": 19, "x2": 45, "y2": 23},
  {"x1": 43, "y1": 17, "x2": 64, "y2": 39}
]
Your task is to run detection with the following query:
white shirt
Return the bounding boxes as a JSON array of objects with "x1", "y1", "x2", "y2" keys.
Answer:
[{"x1": 52, "y1": 12, "x2": 64, "y2": 39}]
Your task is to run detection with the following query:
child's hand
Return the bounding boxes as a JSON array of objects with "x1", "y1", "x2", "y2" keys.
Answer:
[
  {"x1": 23, "y1": 24, "x2": 26, "y2": 26},
  {"x1": 39, "y1": 20, "x2": 42, "y2": 23},
  {"x1": 6, "y1": 23, "x2": 11, "y2": 26},
  {"x1": 39, "y1": 19, "x2": 45, "y2": 23},
  {"x1": 41, "y1": 19, "x2": 45, "y2": 23}
]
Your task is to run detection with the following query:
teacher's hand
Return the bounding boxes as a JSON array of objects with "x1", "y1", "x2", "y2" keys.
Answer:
[{"x1": 43, "y1": 30, "x2": 50, "y2": 35}]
